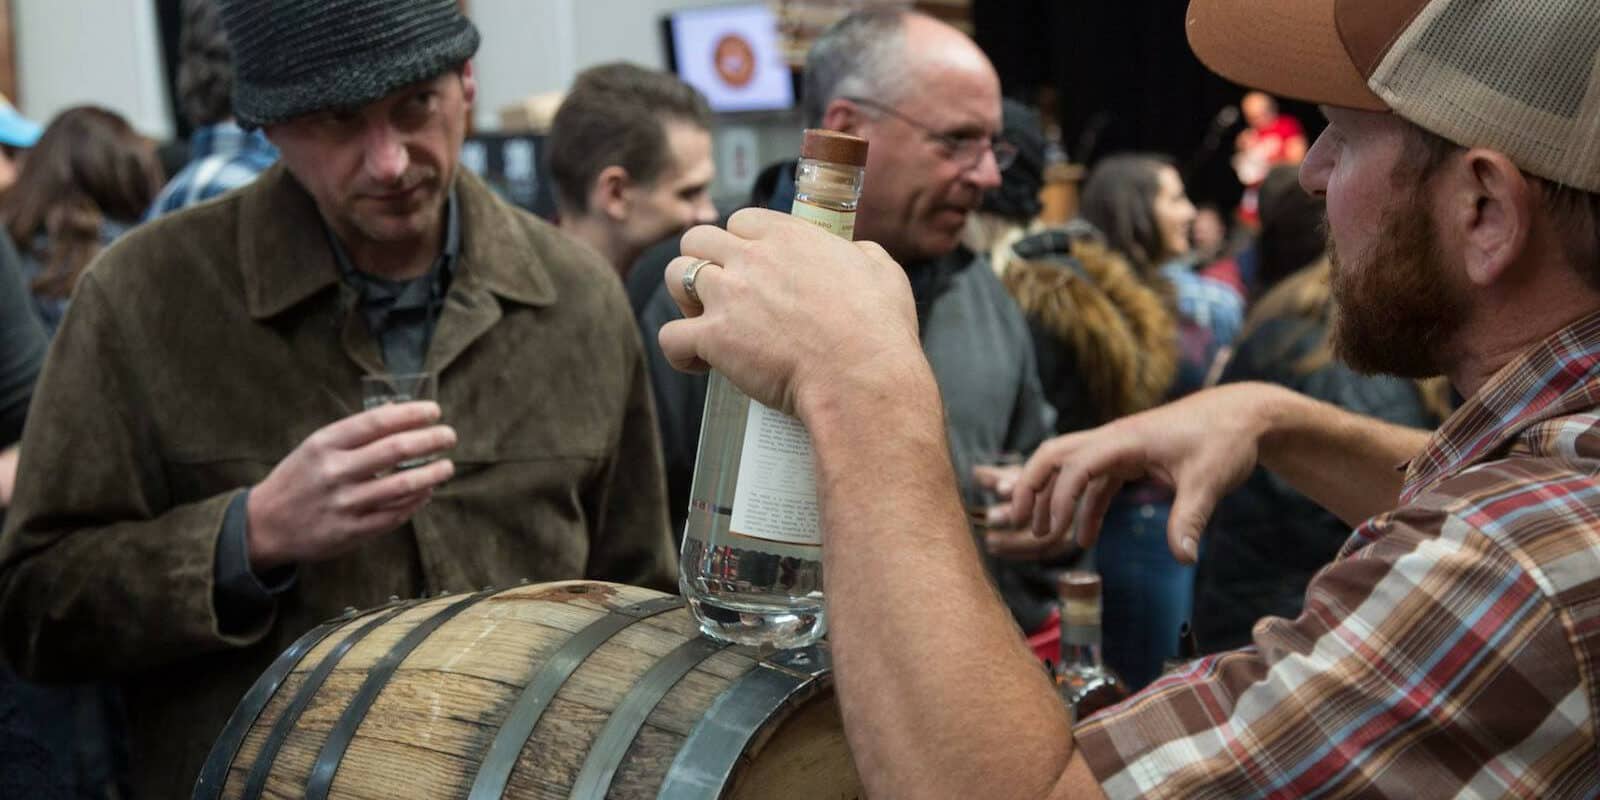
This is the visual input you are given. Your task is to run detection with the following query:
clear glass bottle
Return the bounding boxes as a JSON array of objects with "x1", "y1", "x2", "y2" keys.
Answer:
[
  {"x1": 678, "y1": 130, "x2": 869, "y2": 648},
  {"x1": 1054, "y1": 571, "x2": 1129, "y2": 723}
]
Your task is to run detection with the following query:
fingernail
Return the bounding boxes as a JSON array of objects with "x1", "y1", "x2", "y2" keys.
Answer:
[
  {"x1": 1182, "y1": 536, "x2": 1198, "y2": 561},
  {"x1": 986, "y1": 507, "x2": 1009, "y2": 526},
  {"x1": 998, "y1": 478, "x2": 1015, "y2": 494}
]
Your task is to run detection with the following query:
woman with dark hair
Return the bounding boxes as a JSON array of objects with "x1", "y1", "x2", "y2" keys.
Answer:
[
  {"x1": 1075, "y1": 154, "x2": 1245, "y2": 690},
  {"x1": 0, "y1": 105, "x2": 149, "y2": 800},
  {"x1": 0, "y1": 105, "x2": 162, "y2": 335},
  {"x1": 1080, "y1": 153, "x2": 1244, "y2": 350},
  {"x1": 1080, "y1": 155, "x2": 1189, "y2": 274}
]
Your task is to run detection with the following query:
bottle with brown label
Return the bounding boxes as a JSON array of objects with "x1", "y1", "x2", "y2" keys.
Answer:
[
  {"x1": 678, "y1": 130, "x2": 869, "y2": 648},
  {"x1": 1054, "y1": 571, "x2": 1130, "y2": 723}
]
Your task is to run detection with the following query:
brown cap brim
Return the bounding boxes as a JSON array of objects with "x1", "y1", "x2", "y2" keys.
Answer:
[{"x1": 1186, "y1": 0, "x2": 1388, "y2": 112}]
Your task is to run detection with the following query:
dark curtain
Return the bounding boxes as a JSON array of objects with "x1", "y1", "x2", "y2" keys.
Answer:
[
  {"x1": 973, "y1": 0, "x2": 1323, "y2": 211},
  {"x1": 154, "y1": 0, "x2": 187, "y2": 141}
]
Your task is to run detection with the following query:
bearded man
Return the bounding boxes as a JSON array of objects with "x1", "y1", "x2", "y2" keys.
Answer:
[{"x1": 649, "y1": 0, "x2": 1600, "y2": 795}]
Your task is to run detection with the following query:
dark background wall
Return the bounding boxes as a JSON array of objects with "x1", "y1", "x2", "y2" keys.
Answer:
[
  {"x1": 972, "y1": 0, "x2": 1323, "y2": 211},
  {"x1": 155, "y1": 0, "x2": 186, "y2": 140}
]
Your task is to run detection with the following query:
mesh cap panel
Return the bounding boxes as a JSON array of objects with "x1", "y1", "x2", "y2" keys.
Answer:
[{"x1": 1371, "y1": 0, "x2": 1600, "y2": 191}]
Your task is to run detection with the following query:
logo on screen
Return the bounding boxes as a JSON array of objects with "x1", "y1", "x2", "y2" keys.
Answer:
[{"x1": 713, "y1": 34, "x2": 756, "y2": 88}]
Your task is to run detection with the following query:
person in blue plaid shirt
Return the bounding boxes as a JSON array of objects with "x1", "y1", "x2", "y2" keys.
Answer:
[{"x1": 146, "y1": 0, "x2": 275, "y2": 219}]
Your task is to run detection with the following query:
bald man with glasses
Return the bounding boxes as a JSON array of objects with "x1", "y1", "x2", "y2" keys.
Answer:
[
  {"x1": 840, "y1": 95, "x2": 1021, "y2": 177},
  {"x1": 634, "y1": 8, "x2": 1060, "y2": 637}
]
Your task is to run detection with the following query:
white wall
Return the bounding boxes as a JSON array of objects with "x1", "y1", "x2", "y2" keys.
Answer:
[
  {"x1": 472, "y1": 0, "x2": 802, "y2": 205},
  {"x1": 470, "y1": 0, "x2": 692, "y2": 132},
  {"x1": 7, "y1": 0, "x2": 796, "y2": 202},
  {"x1": 14, "y1": 0, "x2": 173, "y2": 139},
  {"x1": 11, "y1": 0, "x2": 740, "y2": 138}
]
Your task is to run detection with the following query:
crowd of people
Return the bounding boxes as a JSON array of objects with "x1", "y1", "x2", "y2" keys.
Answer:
[{"x1": 0, "y1": 0, "x2": 1597, "y2": 797}]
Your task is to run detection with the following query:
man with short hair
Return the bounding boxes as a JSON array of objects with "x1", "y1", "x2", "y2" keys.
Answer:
[
  {"x1": 0, "y1": 2, "x2": 674, "y2": 796},
  {"x1": 638, "y1": 10, "x2": 1059, "y2": 636},
  {"x1": 548, "y1": 62, "x2": 717, "y2": 279},
  {"x1": 147, "y1": 0, "x2": 277, "y2": 217},
  {"x1": 653, "y1": 0, "x2": 1600, "y2": 795}
]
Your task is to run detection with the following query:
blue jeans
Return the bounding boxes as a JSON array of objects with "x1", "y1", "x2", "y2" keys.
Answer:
[{"x1": 1095, "y1": 499, "x2": 1195, "y2": 691}]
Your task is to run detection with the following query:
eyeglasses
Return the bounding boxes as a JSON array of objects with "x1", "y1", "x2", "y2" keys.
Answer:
[{"x1": 843, "y1": 97, "x2": 1018, "y2": 172}]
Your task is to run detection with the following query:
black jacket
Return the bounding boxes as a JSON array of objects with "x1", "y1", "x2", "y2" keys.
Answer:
[{"x1": 1192, "y1": 314, "x2": 1440, "y2": 654}]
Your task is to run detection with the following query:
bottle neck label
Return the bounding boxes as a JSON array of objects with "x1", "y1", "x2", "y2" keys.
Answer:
[
  {"x1": 792, "y1": 198, "x2": 856, "y2": 240},
  {"x1": 1061, "y1": 597, "x2": 1102, "y2": 647}
]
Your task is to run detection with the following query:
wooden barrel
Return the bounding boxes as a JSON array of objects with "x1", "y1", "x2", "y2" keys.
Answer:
[{"x1": 192, "y1": 581, "x2": 860, "y2": 799}]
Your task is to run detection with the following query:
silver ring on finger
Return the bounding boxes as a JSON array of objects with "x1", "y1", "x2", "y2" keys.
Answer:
[{"x1": 682, "y1": 258, "x2": 717, "y2": 306}]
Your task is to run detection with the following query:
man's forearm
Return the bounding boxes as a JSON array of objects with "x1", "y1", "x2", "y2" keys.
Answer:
[
  {"x1": 805, "y1": 361, "x2": 1077, "y2": 800},
  {"x1": 1251, "y1": 383, "x2": 1432, "y2": 526}
]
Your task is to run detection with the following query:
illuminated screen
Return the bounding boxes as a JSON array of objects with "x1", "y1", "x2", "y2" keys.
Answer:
[{"x1": 665, "y1": 4, "x2": 795, "y2": 113}]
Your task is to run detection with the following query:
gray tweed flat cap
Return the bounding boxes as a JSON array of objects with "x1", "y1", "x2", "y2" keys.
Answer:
[{"x1": 217, "y1": 0, "x2": 480, "y2": 127}]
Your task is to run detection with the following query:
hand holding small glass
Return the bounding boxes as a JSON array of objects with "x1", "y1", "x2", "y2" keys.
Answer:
[
  {"x1": 362, "y1": 372, "x2": 440, "y2": 468},
  {"x1": 243, "y1": 376, "x2": 455, "y2": 571},
  {"x1": 969, "y1": 451, "x2": 1023, "y2": 531},
  {"x1": 976, "y1": 452, "x2": 1087, "y2": 561}
]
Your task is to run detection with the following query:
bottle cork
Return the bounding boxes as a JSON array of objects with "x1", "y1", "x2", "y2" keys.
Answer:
[
  {"x1": 1058, "y1": 570, "x2": 1102, "y2": 632},
  {"x1": 801, "y1": 129, "x2": 869, "y2": 167},
  {"x1": 1057, "y1": 570, "x2": 1102, "y2": 600}
]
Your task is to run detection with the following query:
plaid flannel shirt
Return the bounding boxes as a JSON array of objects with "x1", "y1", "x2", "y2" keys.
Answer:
[
  {"x1": 146, "y1": 121, "x2": 277, "y2": 219},
  {"x1": 1075, "y1": 310, "x2": 1600, "y2": 798},
  {"x1": 1162, "y1": 260, "x2": 1245, "y2": 348}
]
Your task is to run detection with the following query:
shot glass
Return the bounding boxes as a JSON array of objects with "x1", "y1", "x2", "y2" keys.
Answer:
[
  {"x1": 967, "y1": 450, "x2": 1024, "y2": 532},
  {"x1": 361, "y1": 371, "x2": 438, "y2": 469}
]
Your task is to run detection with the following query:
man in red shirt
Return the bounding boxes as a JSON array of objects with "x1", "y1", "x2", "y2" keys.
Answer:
[{"x1": 1233, "y1": 91, "x2": 1307, "y2": 223}]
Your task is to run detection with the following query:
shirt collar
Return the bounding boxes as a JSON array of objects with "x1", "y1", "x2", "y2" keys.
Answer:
[
  {"x1": 190, "y1": 120, "x2": 278, "y2": 162},
  {"x1": 239, "y1": 166, "x2": 555, "y2": 320},
  {"x1": 325, "y1": 185, "x2": 460, "y2": 290},
  {"x1": 1402, "y1": 309, "x2": 1600, "y2": 502}
]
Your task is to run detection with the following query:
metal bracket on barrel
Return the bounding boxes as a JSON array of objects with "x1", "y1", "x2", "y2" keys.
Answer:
[
  {"x1": 656, "y1": 644, "x2": 832, "y2": 800},
  {"x1": 191, "y1": 596, "x2": 414, "y2": 800},
  {"x1": 467, "y1": 595, "x2": 687, "y2": 800}
]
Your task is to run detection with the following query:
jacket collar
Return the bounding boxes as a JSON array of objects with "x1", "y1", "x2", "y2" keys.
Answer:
[{"x1": 239, "y1": 164, "x2": 556, "y2": 319}]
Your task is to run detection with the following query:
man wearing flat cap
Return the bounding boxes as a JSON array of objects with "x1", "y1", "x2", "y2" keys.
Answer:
[
  {"x1": 651, "y1": 0, "x2": 1600, "y2": 796},
  {"x1": 0, "y1": 1, "x2": 674, "y2": 795}
]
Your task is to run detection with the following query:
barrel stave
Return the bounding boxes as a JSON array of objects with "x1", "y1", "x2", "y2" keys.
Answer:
[{"x1": 204, "y1": 582, "x2": 861, "y2": 799}]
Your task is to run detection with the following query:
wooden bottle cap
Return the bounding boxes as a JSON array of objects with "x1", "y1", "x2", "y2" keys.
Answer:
[
  {"x1": 1057, "y1": 570, "x2": 1102, "y2": 600},
  {"x1": 801, "y1": 129, "x2": 869, "y2": 167}
]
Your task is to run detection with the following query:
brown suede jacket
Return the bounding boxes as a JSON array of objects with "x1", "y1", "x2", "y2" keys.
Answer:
[{"x1": 0, "y1": 165, "x2": 676, "y2": 798}]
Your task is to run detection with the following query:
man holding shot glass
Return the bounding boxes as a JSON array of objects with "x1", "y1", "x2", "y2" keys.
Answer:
[{"x1": 0, "y1": 2, "x2": 675, "y2": 797}]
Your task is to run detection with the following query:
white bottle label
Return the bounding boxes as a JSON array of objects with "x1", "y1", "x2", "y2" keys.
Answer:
[
  {"x1": 729, "y1": 400, "x2": 822, "y2": 546},
  {"x1": 792, "y1": 199, "x2": 855, "y2": 240}
]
